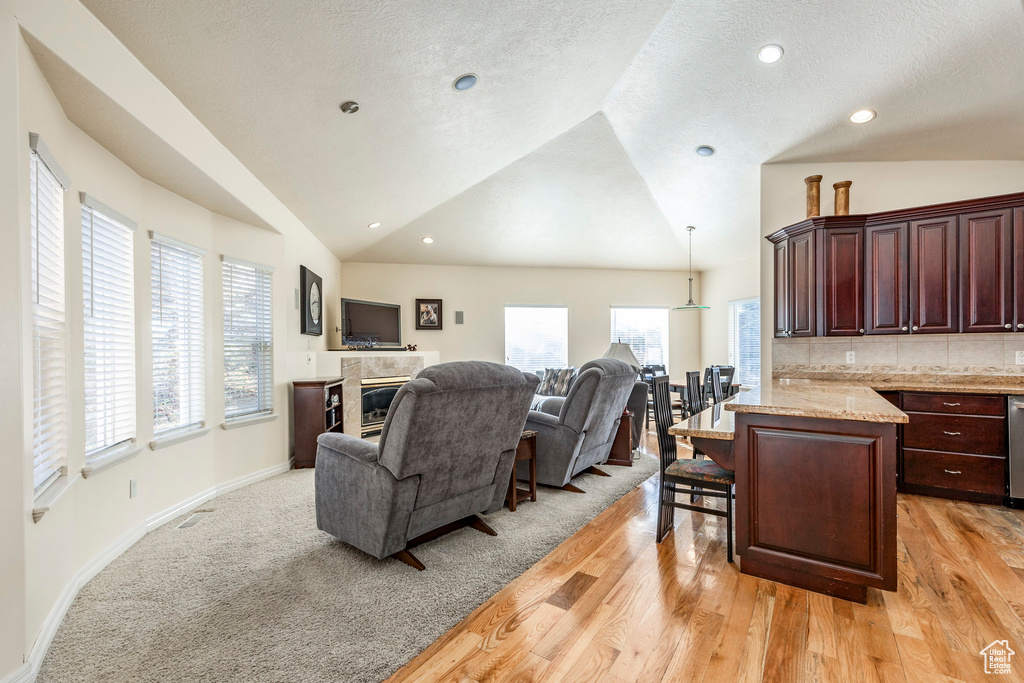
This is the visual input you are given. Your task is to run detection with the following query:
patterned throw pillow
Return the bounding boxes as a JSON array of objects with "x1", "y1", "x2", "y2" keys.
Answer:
[{"x1": 538, "y1": 367, "x2": 576, "y2": 396}]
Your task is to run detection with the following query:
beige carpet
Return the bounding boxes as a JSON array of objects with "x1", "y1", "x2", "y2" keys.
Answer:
[{"x1": 38, "y1": 455, "x2": 659, "y2": 683}]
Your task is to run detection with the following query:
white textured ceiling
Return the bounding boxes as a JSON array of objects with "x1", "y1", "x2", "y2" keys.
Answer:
[{"x1": 77, "y1": 0, "x2": 1024, "y2": 270}]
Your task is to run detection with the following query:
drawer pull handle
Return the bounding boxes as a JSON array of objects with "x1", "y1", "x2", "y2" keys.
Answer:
[
  {"x1": 942, "y1": 402, "x2": 960, "y2": 406},
  {"x1": 944, "y1": 469, "x2": 961, "y2": 475},
  {"x1": 943, "y1": 431, "x2": 961, "y2": 436}
]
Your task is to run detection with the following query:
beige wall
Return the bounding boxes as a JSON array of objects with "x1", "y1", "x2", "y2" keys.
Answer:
[
  {"x1": 699, "y1": 257, "x2": 760, "y2": 372},
  {"x1": 339, "y1": 262, "x2": 701, "y2": 374},
  {"x1": 759, "y1": 160, "x2": 1024, "y2": 385},
  {"x1": 4, "y1": 26, "x2": 342, "y2": 678}
]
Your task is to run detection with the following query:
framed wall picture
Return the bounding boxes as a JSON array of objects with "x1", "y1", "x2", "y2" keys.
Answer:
[
  {"x1": 300, "y1": 266, "x2": 323, "y2": 335},
  {"x1": 415, "y1": 298, "x2": 442, "y2": 330}
]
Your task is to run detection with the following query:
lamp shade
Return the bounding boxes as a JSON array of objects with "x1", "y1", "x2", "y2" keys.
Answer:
[{"x1": 603, "y1": 342, "x2": 641, "y2": 368}]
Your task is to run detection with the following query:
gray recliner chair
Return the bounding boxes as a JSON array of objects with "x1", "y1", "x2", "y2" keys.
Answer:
[
  {"x1": 522, "y1": 358, "x2": 638, "y2": 491},
  {"x1": 315, "y1": 361, "x2": 539, "y2": 569}
]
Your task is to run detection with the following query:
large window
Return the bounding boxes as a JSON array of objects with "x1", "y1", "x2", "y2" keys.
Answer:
[
  {"x1": 30, "y1": 137, "x2": 69, "y2": 493},
  {"x1": 82, "y1": 195, "x2": 136, "y2": 460},
  {"x1": 151, "y1": 233, "x2": 205, "y2": 437},
  {"x1": 610, "y1": 307, "x2": 669, "y2": 371},
  {"x1": 504, "y1": 306, "x2": 569, "y2": 373},
  {"x1": 222, "y1": 257, "x2": 274, "y2": 420},
  {"x1": 728, "y1": 297, "x2": 761, "y2": 387}
]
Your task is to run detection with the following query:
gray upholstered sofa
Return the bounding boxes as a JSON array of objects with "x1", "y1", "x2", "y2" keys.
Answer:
[
  {"x1": 315, "y1": 361, "x2": 539, "y2": 569},
  {"x1": 521, "y1": 358, "x2": 637, "y2": 490}
]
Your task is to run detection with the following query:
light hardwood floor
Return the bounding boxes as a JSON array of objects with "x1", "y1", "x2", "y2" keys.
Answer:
[{"x1": 388, "y1": 434, "x2": 1024, "y2": 682}]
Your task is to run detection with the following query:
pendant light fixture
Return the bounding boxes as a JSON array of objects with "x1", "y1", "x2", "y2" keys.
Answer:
[{"x1": 674, "y1": 226, "x2": 710, "y2": 310}]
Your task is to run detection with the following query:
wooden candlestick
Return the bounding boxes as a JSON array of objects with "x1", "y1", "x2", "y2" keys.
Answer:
[
  {"x1": 804, "y1": 175, "x2": 823, "y2": 218},
  {"x1": 833, "y1": 180, "x2": 853, "y2": 216}
]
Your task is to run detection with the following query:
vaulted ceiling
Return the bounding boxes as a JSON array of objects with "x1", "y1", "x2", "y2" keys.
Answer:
[{"x1": 77, "y1": 0, "x2": 1024, "y2": 270}]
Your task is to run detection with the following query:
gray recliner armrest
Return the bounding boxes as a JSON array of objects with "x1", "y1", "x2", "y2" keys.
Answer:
[
  {"x1": 525, "y1": 410, "x2": 563, "y2": 431},
  {"x1": 316, "y1": 432, "x2": 379, "y2": 464},
  {"x1": 536, "y1": 396, "x2": 565, "y2": 417}
]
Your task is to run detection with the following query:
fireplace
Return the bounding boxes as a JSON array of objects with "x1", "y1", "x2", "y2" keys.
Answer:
[{"x1": 360, "y1": 376, "x2": 410, "y2": 437}]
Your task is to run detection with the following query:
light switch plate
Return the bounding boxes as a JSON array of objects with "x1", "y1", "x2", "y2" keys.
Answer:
[
  {"x1": 1016, "y1": 351, "x2": 1024, "y2": 365},
  {"x1": 130, "y1": 478, "x2": 138, "y2": 499},
  {"x1": 455, "y1": 311, "x2": 464, "y2": 325},
  {"x1": 846, "y1": 351, "x2": 856, "y2": 364}
]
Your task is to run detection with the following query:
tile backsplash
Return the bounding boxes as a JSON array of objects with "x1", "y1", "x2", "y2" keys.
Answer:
[{"x1": 773, "y1": 334, "x2": 1024, "y2": 378}]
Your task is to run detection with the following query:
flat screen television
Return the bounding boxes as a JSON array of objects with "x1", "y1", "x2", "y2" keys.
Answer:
[{"x1": 340, "y1": 298, "x2": 402, "y2": 348}]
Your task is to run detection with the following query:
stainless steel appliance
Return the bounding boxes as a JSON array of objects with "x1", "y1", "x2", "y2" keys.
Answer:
[{"x1": 1008, "y1": 396, "x2": 1024, "y2": 504}]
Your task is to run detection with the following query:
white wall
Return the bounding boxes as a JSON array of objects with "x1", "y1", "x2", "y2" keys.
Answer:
[
  {"x1": 339, "y1": 262, "x2": 701, "y2": 374},
  {"x1": 699, "y1": 256, "x2": 760, "y2": 371},
  {"x1": 759, "y1": 160, "x2": 1024, "y2": 385},
  {"x1": 3, "y1": 23, "x2": 342, "y2": 679}
]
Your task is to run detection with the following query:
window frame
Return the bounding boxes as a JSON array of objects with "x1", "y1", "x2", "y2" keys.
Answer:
[
  {"x1": 221, "y1": 255, "x2": 275, "y2": 424},
  {"x1": 609, "y1": 306, "x2": 671, "y2": 373},
  {"x1": 29, "y1": 135, "x2": 70, "y2": 497},
  {"x1": 81, "y1": 193, "x2": 138, "y2": 463},
  {"x1": 503, "y1": 305, "x2": 570, "y2": 374},
  {"x1": 150, "y1": 231, "x2": 206, "y2": 441},
  {"x1": 728, "y1": 296, "x2": 761, "y2": 388}
]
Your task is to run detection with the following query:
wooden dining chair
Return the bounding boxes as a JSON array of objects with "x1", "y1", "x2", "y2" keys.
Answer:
[
  {"x1": 685, "y1": 370, "x2": 704, "y2": 416},
  {"x1": 652, "y1": 376, "x2": 734, "y2": 560},
  {"x1": 714, "y1": 365, "x2": 736, "y2": 397},
  {"x1": 702, "y1": 367, "x2": 724, "y2": 406}
]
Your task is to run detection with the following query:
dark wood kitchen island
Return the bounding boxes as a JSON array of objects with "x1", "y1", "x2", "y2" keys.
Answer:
[{"x1": 672, "y1": 379, "x2": 908, "y2": 603}]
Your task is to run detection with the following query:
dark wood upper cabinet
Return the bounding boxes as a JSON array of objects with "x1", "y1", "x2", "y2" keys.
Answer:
[
  {"x1": 774, "y1": 240, "x2": 789, "y2": 338},
  {"x1": 959, "y1": 209, "x2": 1013, "y2": 333},
  {"x1": 789, "y1": 230, "x2": 816, "y2": 337},
  {"x1": 864, "y1": 222, "x2": 908, "y2": 335},
  {"x1": 1016, "y1": 207, "x2": 1024, "y2": 331},
  {"x1": 821, "y1": 227, "x2": 864, "y2": 336},
  {"x1": 909, "y1": 216, "x2": 958, "y2": 334}
]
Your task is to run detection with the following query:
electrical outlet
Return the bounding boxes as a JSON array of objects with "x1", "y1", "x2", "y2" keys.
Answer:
[
  {"x1": 129, "y1": 478, "x2": 138, "y2": 499},
  {"x1": 1016, "y1": 351, "x2": 1024, "y2": 365},
  {"x1": 306, "y1": 352, "x2": 314, "y2": 366},
  {"x1": 846, "y1": 350, "x2": 855, "y2": 364}
]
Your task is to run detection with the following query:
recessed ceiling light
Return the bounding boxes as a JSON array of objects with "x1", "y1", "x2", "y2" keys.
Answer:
[
  {"x1": 367, "y1": 222, "x2": 381, "y2": 229},
  {"x1": 422, "y1": 237, "x2": 434, "y2": 244},
  {"x1": 850, "y1": 109, "x2": 876, "y2": 124},
  {"x1": 757, "y1": 45, "x2": 784, "y2": 64},
  {"x1": 695, "y1": 145, "x2": 716, "y2": 157},
  {"x1": 453, "y1": 74, "x2": 478, "y2": 91},
  {"x1": 339, "y1": 101, "x2": 359, "y2": 114}
]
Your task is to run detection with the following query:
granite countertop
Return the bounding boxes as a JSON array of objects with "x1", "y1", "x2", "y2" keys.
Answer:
[
  {"x1": 724, "y1": 379, "x2": 909, "y2": 424},
  {"x1": 669, "y1": 402, "x2": 736, "y2": 440},
  {"x1": 855, "y1": 378, "x2": 1024, "y2": 395}
]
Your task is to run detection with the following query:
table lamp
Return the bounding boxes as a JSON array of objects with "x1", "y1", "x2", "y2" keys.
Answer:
[{"x1": 603, "y1": 341, "x2": 641, "y2": 372}]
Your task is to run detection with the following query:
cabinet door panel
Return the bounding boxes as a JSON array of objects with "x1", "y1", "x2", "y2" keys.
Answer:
[
  {"x1": 789, "y1": 232, "x2": 816, "y2": 337},
  {"x1": 774, "y1": 240, "x2": 789, "y2": 338},
  {"x1": 822, "y1": 228, "x2": 864, "y2": 335},
  {"x1": 865, "y1": 222, "x2": 908, "y2": 335},
  {"x1": 1014, "y1": 207, "x2": 1024, "y2": 331},
  {"x1": 960, "y1": 209, "x2": 1013, "y2": 333},
  {"x1": 909, "y1": 216, "x2": 958, "y2": 334}
]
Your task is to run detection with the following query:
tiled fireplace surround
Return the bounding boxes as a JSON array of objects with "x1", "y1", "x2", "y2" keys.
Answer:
[{"x1": 774, "y1": 334, "x2": 1024, "y2": 380}]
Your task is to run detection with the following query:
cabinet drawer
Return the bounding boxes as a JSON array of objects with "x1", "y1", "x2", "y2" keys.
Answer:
[
  {"x1": 903, "y1": 448, "x2": 1005, "y2": 496},
  {"x1": 903, "y1": 412, "x2": 1006, "y2": 455},
  {"x1": 900, "y1": 392, "x2": 1004, "y2": 416}
]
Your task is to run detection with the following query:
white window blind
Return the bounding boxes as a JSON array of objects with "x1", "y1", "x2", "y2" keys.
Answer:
[
  {"x1": 728, "y1": 297, "x2": 761, "y2": 388},
  {"x1": 504, "y1": 306, "x2": 568, "y2": 374},
  {"x1": 610, "y1": 307, "x2": 670, "y2": 372},
  {"x1": 82, "y1": 195, "x2": 136, "y2": 460},
  {"x1": 222, "y1": 257, "x2": 274, "y2": 420},
  {"x1": 151, "y1": 233, "x2": 205, "y2": 436},
  {"x1": 30, "y1": 145, "x2": 68, "y2": 493}
]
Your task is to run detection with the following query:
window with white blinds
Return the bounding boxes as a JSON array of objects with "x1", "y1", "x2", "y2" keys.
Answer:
[
  {"x1": 728, "y1": 297, "x2": 761, "y2": 387},
  {"x1": 151, "y1": 234, "x2": 205, "y2": 437},
  {"x1": 222, "y1": 257, "x2": 274, "y2": 420},
  {"x1": 82, "y1": 195, "x2": 136, "y2": 460},
  {"x1": 30, "y1": 144, "x2": 68, "y2": 494},
  {"x1": 504, "y1": 306, "x2": 569, "y2": 374},
  {"x1": 609, "y1": 307, "x2": 670, "y2": 372}
]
